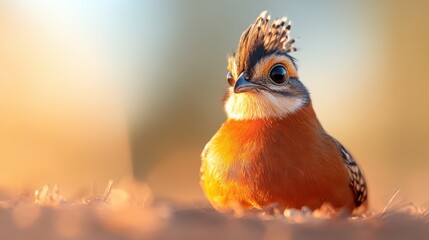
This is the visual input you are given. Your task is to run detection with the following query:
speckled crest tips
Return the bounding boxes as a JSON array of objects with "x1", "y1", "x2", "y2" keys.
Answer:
[{"x1": 234, "y1": 11, "x2": 298, "y2": 73}]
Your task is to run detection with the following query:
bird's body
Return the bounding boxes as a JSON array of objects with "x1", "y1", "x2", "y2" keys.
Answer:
[
  {"x1": 200, "y1": 11, "x2": 367, "y2": 212},
  {"x1": 201, "y1": 104, "x2": 356, "y2": 211}
]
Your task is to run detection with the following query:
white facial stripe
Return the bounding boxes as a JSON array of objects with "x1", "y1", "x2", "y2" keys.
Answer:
[{"x1": 224, "y1": 88, "x2": 305, "y2": 120}]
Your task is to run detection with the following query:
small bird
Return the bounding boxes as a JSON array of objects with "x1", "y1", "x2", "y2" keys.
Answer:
[{"x1": 200, "y1": 11, "x2": 368, "y2": 212}]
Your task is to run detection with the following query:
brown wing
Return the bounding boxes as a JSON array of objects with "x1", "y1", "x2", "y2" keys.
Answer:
[{"x1": 329, "y1": 136, "x2": 368, "y2": 207}]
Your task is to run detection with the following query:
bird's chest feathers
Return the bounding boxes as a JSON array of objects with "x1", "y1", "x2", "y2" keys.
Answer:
[{"x1": 204, "y1": 110, "x2": 322, "y2": 186}]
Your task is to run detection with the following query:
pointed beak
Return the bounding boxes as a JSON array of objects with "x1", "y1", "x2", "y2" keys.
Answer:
[{"x1": 233, "y1": 72, "x2": 263, "y2": 93}]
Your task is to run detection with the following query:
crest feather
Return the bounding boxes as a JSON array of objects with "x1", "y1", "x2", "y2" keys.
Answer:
[{"x1": 234, "y1": 11, "x2": 297, "y2": 73}]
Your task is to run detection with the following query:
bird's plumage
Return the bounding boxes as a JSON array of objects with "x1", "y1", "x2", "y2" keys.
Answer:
[
  {"x1": 200, "y1": 11, "x2": 368, "y2": 212},
  {"x1": 329, "y1": 137, "x2": 368, "y2": 207}
]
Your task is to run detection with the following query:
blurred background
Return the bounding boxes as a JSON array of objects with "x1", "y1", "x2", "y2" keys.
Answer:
[{"x1": 0, "y1": 0, "x2": 428, "y2": 209}]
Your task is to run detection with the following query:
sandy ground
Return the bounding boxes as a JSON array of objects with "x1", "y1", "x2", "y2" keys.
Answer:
[{"x1": 1, "y1": 183, "x2": 428, "y2": 240}]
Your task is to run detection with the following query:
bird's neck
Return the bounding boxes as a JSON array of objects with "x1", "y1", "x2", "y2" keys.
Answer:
[
  {"x1": 225, "y1": 102, "x2": 323, "y2": 133},
  {"x1": 224, "y1": 89, "x2": 307, "y2": 120}
]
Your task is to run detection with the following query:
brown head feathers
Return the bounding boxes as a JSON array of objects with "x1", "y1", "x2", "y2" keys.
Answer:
[{"x1": 233, "y1": 11, "x2": 297, "y2": 74}]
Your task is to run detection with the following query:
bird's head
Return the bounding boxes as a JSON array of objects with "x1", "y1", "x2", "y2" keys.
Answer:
[{"x1": 224, "y1": 11, "x2": 310, "y2": 120}]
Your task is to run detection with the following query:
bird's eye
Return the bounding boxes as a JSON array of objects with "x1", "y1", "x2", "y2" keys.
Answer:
[
  {"x1": 227, "y1": 72, "x2": 234, "y2": 86},
  {"x1": 269, "y1": 65, "x2": 288, "y2": 84}
]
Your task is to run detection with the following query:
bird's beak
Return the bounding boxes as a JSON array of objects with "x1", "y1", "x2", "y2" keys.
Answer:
[{"x1": 234, "y1": 72, "x2": 263, "y2": 93}]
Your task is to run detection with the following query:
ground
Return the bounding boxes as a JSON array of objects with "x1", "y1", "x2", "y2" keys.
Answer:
[{"x1": 1, "y1": 182, "x2": 428, "y2": 240}]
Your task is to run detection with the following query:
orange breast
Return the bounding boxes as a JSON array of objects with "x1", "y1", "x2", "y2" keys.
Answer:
[{"x1": 200, "y1": 104, "x2": 355, "y2": 211}]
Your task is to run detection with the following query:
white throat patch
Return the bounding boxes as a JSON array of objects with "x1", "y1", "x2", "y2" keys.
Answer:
[{"x1": 224, "y1": 88, "x2": 305, "y2": 120}]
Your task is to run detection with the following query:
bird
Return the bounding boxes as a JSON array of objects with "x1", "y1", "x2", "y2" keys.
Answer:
[{"x1": 200, "y1": 11, "x2": 368, "y2": 212}]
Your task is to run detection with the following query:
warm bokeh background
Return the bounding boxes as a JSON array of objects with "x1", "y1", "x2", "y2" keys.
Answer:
[{"x1": 0, "y1": 0, "x2": 428, "y2": 209}]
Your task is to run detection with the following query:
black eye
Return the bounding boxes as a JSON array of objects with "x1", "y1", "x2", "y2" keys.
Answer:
[
  {"x1": 269, "y1": 65, "x2": 288, "y2": 84},
  {"x1": 227, "y1": 72, "x2": 234, "y2": 86}
]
